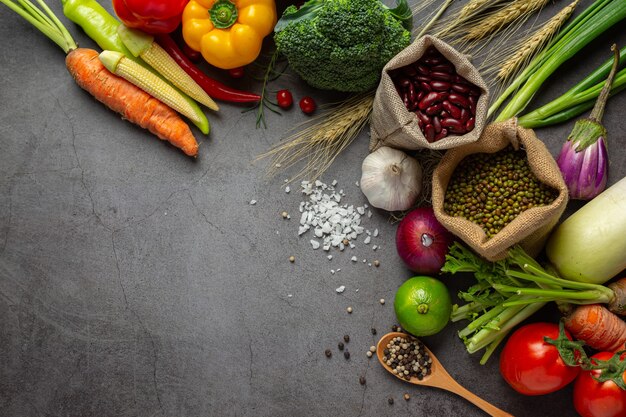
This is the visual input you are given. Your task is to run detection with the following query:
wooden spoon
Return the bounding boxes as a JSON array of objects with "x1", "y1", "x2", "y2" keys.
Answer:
[{"x1": 377, "y1": 332, "x2": 514, "y2": 417}]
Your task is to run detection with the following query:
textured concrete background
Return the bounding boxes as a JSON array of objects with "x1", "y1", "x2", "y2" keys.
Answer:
[{"x1": 1, "y1": 1, "x2": 625, "y2": 416}]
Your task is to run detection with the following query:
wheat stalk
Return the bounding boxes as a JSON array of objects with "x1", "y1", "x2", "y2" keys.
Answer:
[
  {"x1": 257, "y1": 93, "x2": 374, "y2": 182},
  {"x1": 459, "y1": 0, "x2": 494, "y2": 20},
  {"x1": 463, "y1": 0, "x2": 551, "y2": 42},
  {"x1": 497, "y1": 0, "x2": 578, "y2": 80}
]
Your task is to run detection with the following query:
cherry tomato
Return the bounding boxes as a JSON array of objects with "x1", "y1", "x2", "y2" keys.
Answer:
[
  {"x1": 574, "y1": 352, "x2": 626, "y2": 417},
  {"x1": 276, "y1": 90, "x2": 293, "y2": 109},
  {"x1": 299, "y1": 96, "x2": 316, "y2": 114},
  {"x1": 182, "y1": 44, "x2": 202, "y2": 63},
  {"x1": 499, "y1": 322, "x2": 580, "y2": 395},
  {"x1": 228, "y1": 67, "x2": 245, "y2": 79}
]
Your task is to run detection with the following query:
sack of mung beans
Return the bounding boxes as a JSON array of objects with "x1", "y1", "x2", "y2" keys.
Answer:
[
  {"x1": 431, "y1": 119, "x2": 569, "y2": 261},
  {"x1": 369, "y1": 35, "x2": 489, "y2": 152}
]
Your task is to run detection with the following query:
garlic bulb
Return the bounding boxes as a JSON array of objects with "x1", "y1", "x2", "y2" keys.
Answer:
[{"x1": 360, "y1": 147, "x2": 422, "y2": 211}]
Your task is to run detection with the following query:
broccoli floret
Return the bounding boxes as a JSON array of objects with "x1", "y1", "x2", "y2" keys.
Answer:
[{"x1": 274, "y1": 0, "x2": 412, "y2": 93}]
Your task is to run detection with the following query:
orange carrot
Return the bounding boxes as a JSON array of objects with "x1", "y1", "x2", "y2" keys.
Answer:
[
  {"x1": 66, "y1": 48, "x2": 199, "y2": 157},
  {"x1": 564, "y1": 304, "x2": 626, "y2": 352}
]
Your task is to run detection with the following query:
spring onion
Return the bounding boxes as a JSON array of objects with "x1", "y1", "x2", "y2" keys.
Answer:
[
  {"x1": 518, "y1": 46, "x2": 626, "y2": 128},
  {"x1": 490, "y1": 0, "x2": 626, "y2": 121}
]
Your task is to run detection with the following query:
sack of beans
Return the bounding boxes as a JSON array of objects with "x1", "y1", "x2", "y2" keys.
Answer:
[
  {"x1": 370, "y1": 35, "x2": 489, "y2": 152},
  {"x1": 431, "y1": 119, "x2": 569, "y2": 261}
]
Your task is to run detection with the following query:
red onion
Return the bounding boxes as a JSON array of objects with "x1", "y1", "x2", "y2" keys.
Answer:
[{"x1": 395, "y1": 207, "x2": 454, "y2": 275}]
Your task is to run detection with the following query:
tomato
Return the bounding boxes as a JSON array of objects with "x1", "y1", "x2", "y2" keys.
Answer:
[
  {"x1": 228, "y1": 67, "x2": 245, "y2": 79},
  {"x1": 500, "y1": 322, "x2": 580, "y2": 395},
  {"x1": 573, "y1": 352, "x2": 626, "y2": 417},
  {"x1": 299, "y1": 96, "x2": 316, "y2": 114},
  {"x1": 276, "y1": 90, "x2": 293, "y2": 109}
]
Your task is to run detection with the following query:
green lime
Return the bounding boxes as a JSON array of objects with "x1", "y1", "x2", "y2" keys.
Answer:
[{"x1": 394, "y1": 276, "x2": 452, "y2": 337}]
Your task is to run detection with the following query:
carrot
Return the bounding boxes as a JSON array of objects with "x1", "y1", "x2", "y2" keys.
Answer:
[
  {"x1": 564, "y1": 304, "x2": 626, "y2": 352},
  {"x1": 608, "y1": 277, "x2": 626, "y2": 316},
  {"x1": 66, "y1": 48, "x2": 199, "y2": 157},
  {"x1": 2, "y1": 0, "x2": 198, "y2": 157}
]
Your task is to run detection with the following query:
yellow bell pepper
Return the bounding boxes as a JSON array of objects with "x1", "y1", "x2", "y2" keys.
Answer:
[{"x1": 182, "y1": 0, "x2": 277, "y2": 70}]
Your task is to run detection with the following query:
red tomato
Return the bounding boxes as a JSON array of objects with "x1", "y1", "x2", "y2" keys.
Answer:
[
  {"x1": 573, "y1": 352, "x2": 626, "y2": 417},
  {"x1": 299, "y1": 96, "x2": 316, "y2": 114},
  {"x1": 276, "y1": 90, "x2": 293, "y2": 109},
  {"x1": 228, "y1": 67, "x2": 245, "y2": 79},
  {"x1": 500, "y1": 322, "x2": 580, "y2": 395}
]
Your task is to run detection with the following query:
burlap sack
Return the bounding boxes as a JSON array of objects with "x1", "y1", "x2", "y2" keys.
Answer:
[
  {"x1": 370, "y1": 35, "x2": 489, "y2": 152},
  {"x1": 431, "y1": 119, "x2": 569, "y2": 261}
]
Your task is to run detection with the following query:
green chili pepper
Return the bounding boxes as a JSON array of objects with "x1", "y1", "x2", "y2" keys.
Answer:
[{"x1": 61, "y1": 0, "x2": 132, "y2": 57}]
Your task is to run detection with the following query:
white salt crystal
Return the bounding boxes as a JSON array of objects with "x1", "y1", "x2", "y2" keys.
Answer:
[
  {"x1": 327, "y1": 255, "x2": 333, "y2": 260},
  {"x1": 249, "y1": 200, "x2": 257, "y2": 205},
  {"x1": 351, "y1": 256, "x2": 358, "y2": 262},
  {"x1": 310, "y1": 240, "x2": 320, "y2": 249},
  {"x1": 373, "y1": 228, "x2": 379, "y2": 237},
  {"x1": 285, "y1": 186, "x2": 290, "y2": 193},
  {"x1": 364, "y1": 236, "x2": 371, "y2": 245},
  {"x1": 335, "y1": 285, "x2": 345, "y2": 293}
]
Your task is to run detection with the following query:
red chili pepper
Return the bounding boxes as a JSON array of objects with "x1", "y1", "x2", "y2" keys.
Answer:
[
  {"x1": 112, "y1": 0, "x2": 187, "y2": 34},
  {"x1": 155, "y1": 34, "x2": 261, "y2": 104}
]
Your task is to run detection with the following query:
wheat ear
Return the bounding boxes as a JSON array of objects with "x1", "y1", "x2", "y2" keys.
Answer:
[
  {"x1": 498, "y1": 0, "x2": 578, "y2": 80},
  {"x1": 463, "y1": 0, "x2": 551, "y2": 42},
  {"x1": 257, "y1": 93, "x2": 374, "y2": 182}
]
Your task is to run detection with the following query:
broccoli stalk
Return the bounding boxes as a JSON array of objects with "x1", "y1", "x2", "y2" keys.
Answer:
[{"x1": 274, "y1": 0, "x2": 412, "y2": 93}]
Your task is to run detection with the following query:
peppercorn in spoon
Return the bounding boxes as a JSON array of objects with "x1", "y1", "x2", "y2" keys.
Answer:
[{"x1": 376, "y1": 332, "x2": 513, "y2": 417}]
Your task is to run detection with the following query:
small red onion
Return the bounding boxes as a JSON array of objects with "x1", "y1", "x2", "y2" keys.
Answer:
[{"x1": 395, "y1": 207, "x2": 454, "y2": 275}]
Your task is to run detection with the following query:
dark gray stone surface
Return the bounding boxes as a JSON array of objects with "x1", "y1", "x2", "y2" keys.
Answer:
[{"x1": 1, "y1": 1, "x2": 625, "y2": 416}]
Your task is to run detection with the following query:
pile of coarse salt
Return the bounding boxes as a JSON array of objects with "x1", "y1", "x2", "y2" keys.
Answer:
[{"x1": 298, "y1": 179, "x2": 374, "y2": 251}]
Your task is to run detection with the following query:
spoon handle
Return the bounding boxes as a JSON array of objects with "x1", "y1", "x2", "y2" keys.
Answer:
[{"x1": 436, "y1": 377, "x2": 514, "y2": 417}]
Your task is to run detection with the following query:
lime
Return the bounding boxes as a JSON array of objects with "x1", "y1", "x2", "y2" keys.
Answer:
[{"x1": 394, "y1": 276, "x2": 452, "y2": 337}]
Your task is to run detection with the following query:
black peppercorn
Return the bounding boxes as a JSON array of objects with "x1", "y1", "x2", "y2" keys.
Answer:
[
  {"x1": 338, "y1": 342, "x2": 344, "y2": 351},
  {"x1": 325, "y1": 349, "x2": 332, "y2": 358},
  {"x1": 344, "y1": 351, "x2": 350, "y2": 360}
]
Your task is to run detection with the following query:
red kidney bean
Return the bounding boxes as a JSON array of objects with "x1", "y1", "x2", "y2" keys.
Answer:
[
  {"x1": 431, "y1": 63, "x2": 454, "y2": 73},
  {"x1": 442, "y1": 101, "x2": 462, "y2": 119},
  {"x1": 399, "y1": 77, "x2": 411, "y2": 88},
  {"x1": 408, "y1": 83, "x2": 416, "y2": 102},
  {"x1": 417, "y1": 118, "x2": 424, "y2": 129},
  {"x1": 416, "y1": 75, "x2": 430, "y2": 83},
  {"x1": 424, "y1": 124, "x2": 436, "y2": 142},
  {"x1": 440, "y1": 111, "x2": 449, "y2": 118},
  {"x1": 430, "y1": 71, "x2": 452, "y2": 81},
  {"x1": 448, "y1": 93, "x2": 471, "y2": 109},
  {"x1": 460, "y1": 108, "x2": 470, "y2": 122},
  {"x1": 425, "y1": 103, "x2": 443, "y2": 116},
  {"x1": 402, "y1": 94, "x2": 410, "y2": 108},
  {"x1": 466, "y1": 117, "x2": 475, "y2": 132},
  {"x1": 416, "y1": 90, "x2": 425, "y2": 102},
  {"x1": 416, "y1": 64, "x2": 430, "y2": 75},
  {"x1": 416, "y1": 111, "x2": 430, "y2": 125},
  {"x1": 468, "y1": 95, "x2": 477, "y2": 114},
  {"x1": 454, "y1": 74, "x2": 469, "y2": 84},
  {"x1": 424, "y1": 57, "x2": 445, "y2": 66},
  {"x1": 418, "y1": 91, "x2": 445, "y2": 110},
  {"x1": 432, "y1": 116, "x2": 442, "y2": 134},
  {"x1": 434, "y1": 128, "x2": 448, "y2": 141},
  {"x1": 431, "y1": 81, "x2": 451, "y2": 91},
  {"x1": 451, "y1": 83, "x2": 471, "y2": 94},
  {"x1": 419, "y1": 81, "x2": 432, "y2": 92},
  {"x1": 441, "y1": 117, "x2": 465, "y2": 133}
]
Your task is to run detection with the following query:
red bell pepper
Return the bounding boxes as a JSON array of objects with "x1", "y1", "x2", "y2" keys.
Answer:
[{"x1": 112, "y1": 0, "x2": 189, "y2": 34}]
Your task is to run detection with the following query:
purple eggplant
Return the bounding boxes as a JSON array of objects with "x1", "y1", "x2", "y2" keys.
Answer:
[{"x1": 556, "y1": 45, "x2": 619, "y2": 200}]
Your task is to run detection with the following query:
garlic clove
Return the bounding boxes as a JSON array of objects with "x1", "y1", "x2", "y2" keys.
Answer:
[{"x1": 360, "y1": 147, "x2": 422, "y2": 212}]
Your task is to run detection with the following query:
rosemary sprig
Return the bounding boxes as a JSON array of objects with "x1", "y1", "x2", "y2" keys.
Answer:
[{"x1": 243, "y1": 48, "x2": 288, "y2": 128}]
